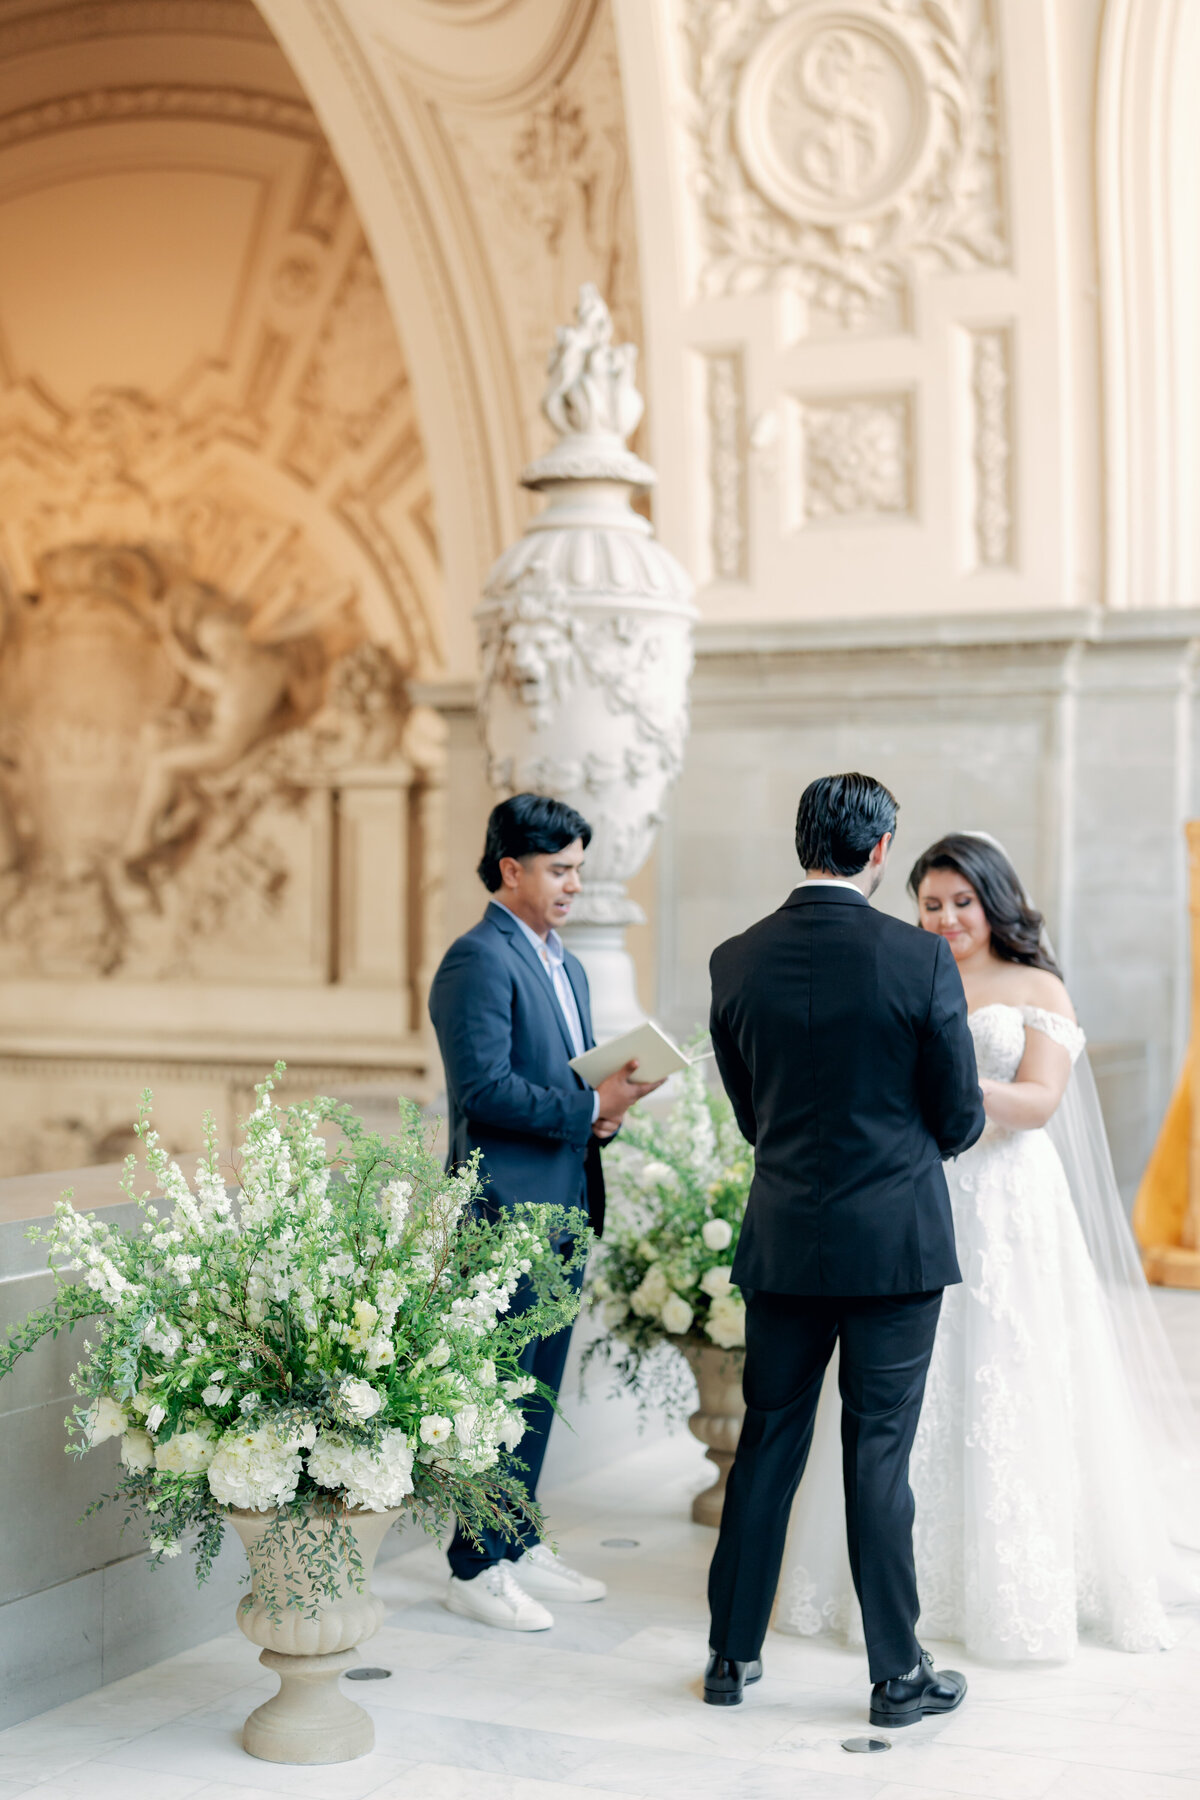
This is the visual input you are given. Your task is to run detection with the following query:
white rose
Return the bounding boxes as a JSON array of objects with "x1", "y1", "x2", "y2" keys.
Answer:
[
  {"x1": 419, "y1": 1413, "x2": 453, "y2": 1445},
  {"x1": 639, "y1": 1161, "x2": 676, "y2": 1192},
  {"x1": 120, "y1": 1428, "x2": 156, "y2": 1473},
  {"x1": 660, "y1": 1293, "x2": 694, "y2": 1336},
  {"x1": 154, "y1": 1420, "x2": 217, "y2": 1475},
  {"x1": 705, "y1": 1293, "x2": 747, "y2": 1350},
  {"x1": 702, "y1": 1218, "x2": 734, "y2": 1251},
  {"x1": 700, "y1": 1265, "x2": 734, "y2": 1300},
  {"x1": 602, "y1": 1296, "x2": 629, "y2": 1328},
  {"x1": 339, "y1": 1377, "x2": 383, "y2": 1421},
  {"x1": 426, "y1": 1341, "x2": 452, "y2": 1369},
  {"x1": 86, "y1": 1395, "x2": 128, "y2": 1446}
]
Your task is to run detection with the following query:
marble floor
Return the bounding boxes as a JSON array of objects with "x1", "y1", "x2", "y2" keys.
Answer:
[{"x1": 3, "y1": 1434, "x2": 1200, "y2": 1800}]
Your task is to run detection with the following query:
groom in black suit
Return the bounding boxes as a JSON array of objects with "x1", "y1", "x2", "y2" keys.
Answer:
[{"x1": 703, "y1": 773, "x2": 985, "y2": 1727}]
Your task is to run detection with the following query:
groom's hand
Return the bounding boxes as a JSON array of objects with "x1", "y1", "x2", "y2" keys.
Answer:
[{"x1": 594, "y1": 1058, "x2": 664, "y2": 1130}]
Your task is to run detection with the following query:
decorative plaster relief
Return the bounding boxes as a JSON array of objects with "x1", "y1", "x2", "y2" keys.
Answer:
[
  {"x1": 680, "y1": 0, "x2": 1008, "y2": 327},
  {"x1": 800, "y1": 393, "x2": 913, "y2": 521},
  {"x1": 703, "y1": 351, "x2": 747, "y2": 582},
  {"x1": 968, "y1": 325, "x2": 1014, "y2": 568}
]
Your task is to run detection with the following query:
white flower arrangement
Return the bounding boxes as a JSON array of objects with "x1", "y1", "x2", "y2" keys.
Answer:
[
  {"x1": 583, "y1": 1058, "x2": 750, "y2": 1419},
  {"x1": 1, "y1": 1064, "x2": 586, "y2": 1612}
]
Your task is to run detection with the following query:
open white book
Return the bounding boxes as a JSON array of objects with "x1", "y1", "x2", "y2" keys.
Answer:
[{"x1": 568, "y1": 1019, "x2": 712, "y2": 1089}]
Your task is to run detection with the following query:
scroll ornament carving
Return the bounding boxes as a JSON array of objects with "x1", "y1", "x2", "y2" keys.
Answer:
[
  {"x1": 477, "y1": 287, "x2": 696, "y2": 1022},
  {"x1": 682, "y1": 0, "x2": 1008, "y2": 321}
]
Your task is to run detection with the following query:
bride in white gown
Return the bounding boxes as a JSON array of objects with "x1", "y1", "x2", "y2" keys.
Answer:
[{"x1": 775, "y1": 833, "x2": 1200, "y2": 1662}]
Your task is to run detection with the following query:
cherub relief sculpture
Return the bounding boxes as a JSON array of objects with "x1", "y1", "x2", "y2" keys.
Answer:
[{"x1": 124, "y1": 595, "x2": 303, "y2": 866}]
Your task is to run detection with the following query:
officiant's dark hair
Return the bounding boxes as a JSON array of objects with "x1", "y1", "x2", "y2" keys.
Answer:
[
  {"x1": 795, "y1": 772, "x2": 899, "y2": 876},
  {"x1": 477, "y1": 793, "x2": 592, "y2": 892},
  {"x1": 908, "y1": 835, "x2": 1061, "y2": 975}
]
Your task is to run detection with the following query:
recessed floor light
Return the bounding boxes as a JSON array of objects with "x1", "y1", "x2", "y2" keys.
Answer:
[
  {"x1": 600, "y1": 1537, "x2": 640, "y2": 1548},
  {"x1": 841, "y1": 1737, "x2": 890, "y2": 1753},
  {"x1": 345, "y1": 1667, "x2": 392, "y2": 1681}
]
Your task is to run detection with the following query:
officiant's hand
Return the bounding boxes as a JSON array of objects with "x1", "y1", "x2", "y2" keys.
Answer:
[{"x1": 593, "y1": 1058, "x2": 664, "y2": 1137}]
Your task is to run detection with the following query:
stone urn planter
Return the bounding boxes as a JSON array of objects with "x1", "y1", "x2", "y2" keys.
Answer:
[
  {"x1": 672, "y1": 1338, "x2": 746, "y2": 1527},
  {"x1": 228, "y1": 1503, "x2": 401, "y2": 1765}
]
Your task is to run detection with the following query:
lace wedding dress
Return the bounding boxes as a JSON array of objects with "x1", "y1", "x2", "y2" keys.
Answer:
[{"x1": 775, "y1": 1002, "x2": 1197, "y2": 1661}]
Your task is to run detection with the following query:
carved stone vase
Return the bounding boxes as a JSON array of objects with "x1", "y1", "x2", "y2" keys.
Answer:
[
  {"x1": 477, "y1": 284, "x2": 697, "y2": 1037},
  {"x1": 672, "y1": 1337, "x2": 746, "y2": 1528},
  {"x1": 228, "y1": 1504, "x2": 401, "y2": 1765}
]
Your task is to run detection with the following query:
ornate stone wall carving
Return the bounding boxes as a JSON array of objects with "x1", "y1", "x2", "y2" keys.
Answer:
[
  {"x1": 800, "y1": 393, "x2": 914, "y2": 520},
  {"x1": 678, "y1": 0, "x2": 1008, "y2": 328},
  {"x1": 968, "y1": 326, "x2": 1014, "y2": 568},
  {"x1": 704, "y1": 351, "x2": 748, "y2": 581}
]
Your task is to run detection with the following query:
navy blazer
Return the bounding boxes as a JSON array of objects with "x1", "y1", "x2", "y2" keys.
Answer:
[
  {"x1": 428, "y1": 904, "x2": 605, "y2": 1235},
  {"x1": 710, "y1": 885, "x2": 985, "y2": 1297}
]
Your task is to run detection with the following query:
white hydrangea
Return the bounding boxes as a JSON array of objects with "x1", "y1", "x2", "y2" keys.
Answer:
[
  {"x1": 120, "y1": 1428, "x2": 156, "y2": 1473},
  {"x1": 702, "y1": 1218, "x2": 734, "y2": 1252},
  {"x1": 206, "y1": 1425, "x2": 303, "y2": 1511},
  {"x1": 660, "y1": 1293, "x2": 694, "y2": 1336},
  {"x1": 700, "y1": 1265, "x2": 734, "y2": 1300},
  {"x1": 86, "y1": 1395, "x2": 128, "y2": 1446},
  {"x1": 705, "y1": 1293, "x2": 747, "y2": 1350},
  {"x1": 630, "y1": 1263, "x2": 670, "y2": 1319},
  {"x1": 307, "y1": 1430, "x2": 415, "y2": 1510},
  {"x1": 154, "y1": 1419, "x2": 218, "y2": 1475},
  {"x1": 339, "y1": 1377, "x2": 383, "y2": 1420}
]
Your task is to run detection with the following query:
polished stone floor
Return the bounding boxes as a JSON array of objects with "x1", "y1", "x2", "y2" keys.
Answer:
[{"x1": 3, "y1": 1433, "x2": 1200, "y2": 1800}]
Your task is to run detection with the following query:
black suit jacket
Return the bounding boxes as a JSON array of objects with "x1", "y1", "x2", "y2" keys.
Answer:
[
  {"x1": 710, "y1": 886, "x2": 985, "y2": 1297},
  {"x1": 429, "y1": 904, "x2": 605, "y2": 1236}
]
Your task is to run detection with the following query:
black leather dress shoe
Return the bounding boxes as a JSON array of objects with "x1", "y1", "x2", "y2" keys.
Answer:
[
  {"x1": 870, "y1": 1651, "x2": 967, "y2": 1728},
  {"x1": 703, "y1": 1650, "x2": 763, "y2": 1706}
]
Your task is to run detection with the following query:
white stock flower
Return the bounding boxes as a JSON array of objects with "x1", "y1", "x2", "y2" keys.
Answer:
[
  {"x1": 339, "y1": 1377, "x2": 383, "y2": 1420},
  {"x1": 307, "y1": 1430, "x2": 415, "y2": 1510},
  {"x1": 705, "y1": 1293, "x2": 746, "y2": 1350},
  {"x1": 630, "y1": 1264, "x2": 670, "y2": 1319},
  {"x1": 660, "y1": 1293, "x2": 694, "y2": 1336},
  {"x1": 86, "y1": 1395, "x2": 127, "y2": 1446},
  {"x1": 155, "y1": 1419, "x2": 217, "y2": 1475},
  {"x1": 380, "y1": 1178, "x2": 412, "y2": 1247},
  {"x1": 419, "y1": 1413, "x2": 453, "y2": 1445},
  {"x1": 700, "y1": 1265, "x2": 734, "y2": 1300},
  {"x1": 702, "y1": 1218, "x2": 734, "y2": 1252},
  {"x1": 206, "y1": 1425, "x2": 303, "y2": 1511},
  {"x1": 120, "y1": 1429, "x2": 156, "y2": 1473}
]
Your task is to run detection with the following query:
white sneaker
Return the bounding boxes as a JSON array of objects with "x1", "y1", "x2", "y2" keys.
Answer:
[
  {"x1": 510, "y1": 1542, "x2": 607, "y2": 1603},
  {"x1": 444, "y1": 1563, "x2": 554, "y2": 1631}
]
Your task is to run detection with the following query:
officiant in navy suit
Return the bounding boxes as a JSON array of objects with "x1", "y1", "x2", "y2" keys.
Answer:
[{"x1": 429, "y1": 792, "x2": 662, "y2": 1633}]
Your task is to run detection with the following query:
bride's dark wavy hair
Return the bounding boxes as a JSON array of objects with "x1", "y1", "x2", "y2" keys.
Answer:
[{"x1": 907, "y1": 834, "x2": 1061, "y2": 976}]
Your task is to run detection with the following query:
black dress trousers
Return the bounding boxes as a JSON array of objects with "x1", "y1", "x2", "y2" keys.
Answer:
[{"x1": 707, "y1": 1286, "x2": 943, "y2": 1683}]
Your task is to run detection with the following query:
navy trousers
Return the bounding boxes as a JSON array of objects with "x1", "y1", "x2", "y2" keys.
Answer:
[
  {"x1": 446, "y1": 1254, "x2": 586, "y2": 1580},
  {"x1": 707, "y1": 1287, "x2": 943, "y2": 1683}
]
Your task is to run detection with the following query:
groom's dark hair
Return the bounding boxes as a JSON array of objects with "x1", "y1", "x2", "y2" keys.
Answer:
[
  {"x1": 477, "y1": 793, "x2": 591, "y2": 891},
  {"x1": 795, "y1": 773, "x2": 898, "y2": 876}
]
